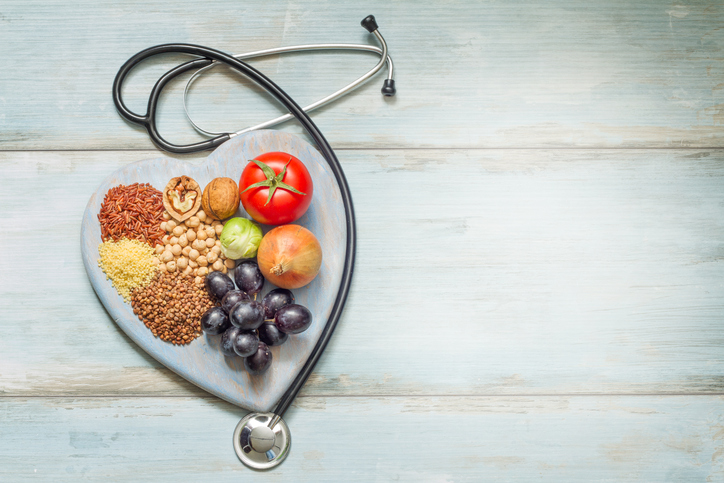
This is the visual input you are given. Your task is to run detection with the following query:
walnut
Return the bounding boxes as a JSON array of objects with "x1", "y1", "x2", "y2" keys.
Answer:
[
  {"x1": 163, "y1": 176, "x2": 202, "y2": 222},
  {"x1": 201, "y1": 177, "x2": 240, "y2": 220}
]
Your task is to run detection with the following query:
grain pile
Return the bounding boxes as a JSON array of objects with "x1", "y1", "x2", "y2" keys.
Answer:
[
  {"x1": 98, "y1": 238, "x2": 159, "y2": 301},
  {"x1": 130, "y1": 271, "x2": 217, "y2": 345}
]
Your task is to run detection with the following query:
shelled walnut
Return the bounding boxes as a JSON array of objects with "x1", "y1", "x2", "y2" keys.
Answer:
[{"x1": 162, "y1": 176, "x2": 202, "y2": 222}]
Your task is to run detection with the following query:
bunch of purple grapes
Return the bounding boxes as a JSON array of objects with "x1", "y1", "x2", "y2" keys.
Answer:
[{"x1": 200, "y1": 260, "x2": 312, "y2": 376}]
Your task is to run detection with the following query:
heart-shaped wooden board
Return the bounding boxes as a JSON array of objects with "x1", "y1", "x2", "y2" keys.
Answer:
[{"x1": 81, "y1": 130, "x2": 346, "y2": 412}]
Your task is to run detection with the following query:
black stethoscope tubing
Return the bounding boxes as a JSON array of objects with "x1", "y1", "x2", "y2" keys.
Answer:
[{"x1": 112, "y1": 44, "x2": 356, "y2": 422}]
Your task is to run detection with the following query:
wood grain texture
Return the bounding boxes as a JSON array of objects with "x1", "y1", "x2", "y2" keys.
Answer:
[
  {"x1": 2, "y1": 148, "x2": 723, "y2": 397},
  {"x1": 80, "y1": 131, "x2": 346, "y2": 411},
  {"x1": 1, "y1": 395, "x2": 723, "y2": 481},
  {"x1": 0, "y1": 0, "x2": 723, "y2": 150}
]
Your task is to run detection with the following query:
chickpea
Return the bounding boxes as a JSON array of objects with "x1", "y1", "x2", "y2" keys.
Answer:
[
  {"x1": 192, "y1": 268, "x2": 198, "y2": 276},
  {"x1": 154, "y1": 245, "x2": 164, "y2": 255},
  {"x1": 182, "y1": 246, "x2": 192, "y2": 257},
  {"x1": 197, "y1": 255, "x2": 208, "y2": 267},
  {"x1": 197, "y1": 210, "x2": 207, "y2": 222},
  {"x1": 205, "y1": 226, "x2": 215, "y2": 239},
  {"x1": 212, "y1": 260, "x2": 224, "y2": 272},
  {"x1": 189, "y1": 260, "x2": 198, "y2": 269},
  {"x1": 186, "y1": 229, "x2": 196, "y2": 242},
  {"x1": 172, "y1": 226, "x2": 185, "y2": 237},
  {"x1": 166, "y1": 261, "x2": 176, "y2": 272},
  {"x1": 162, "y1": 235, "x2": 169, "y2": 244},
  {"x1": 205, "y1": 238, "x2": 215, "y2": 248},
  {"x1": 211, "y1": 245, "x2": 221, "y2": 255},
  {"x1": 189, "y1": 249, "x2": 200, "y2": 261},
  {"x1": 195, "y1": 276, "x2": 203, "y2": 284},
  {"x1": 197, "y1": 267, "x2": 208, "y2": 276},
  {"x1": 197, "y1": 229, "x2": 208, "y2": 241},
  {"x1": 192, "y1": 239, "x2": 206, "y2": 251},
  {"x1": 169, "y1": 236, "x2": 179, "y2": 245},
  {"x1": 160, "y1": 250, "x2": 174, "y2": 263},
  {"x1": 162, "y1": 212, "x2": 171, "y2": 221},
  {"x1": 178, "y1": 234, "x2": 188, "y2": 248},
  {"x1": 215, "y1": 240, "x2": 221, "y2": 247},
  {"x1": 186, "y1": 216, "x2": 200, "y2": 228},
  {"x1": 160, "y1": 221, "x2": 167, "y2": 232},
  {"x1": 171, "y1": 244, "x2": 182, "y2": 256},
  {"x1": 221, "y1": 265, "x2": 228, "y2": 274},
  {"x1": 177, "y1": 257, "x2": 188, "y2": 270},
  {"x1": 159, "y1": 262, "x2": 167, "y2": 271},
  {"x1": 183, "y1": 266, "x2": 193, "y2": 276},
  {"x1": 207, "y1": 251, "x2": 218, "y2": 264},
  {"x1": 151, "y1": 256, "x2": 160, "y2": 266},
  {"x1": 215, "y1": 224, "x2": 223, "y2": 236},
  {"x1": 166, "y1": 220, "x2": 177, "y2": 232},
  {"x1": 224, "y1": 258, "x2": 235, "y2": 269}
]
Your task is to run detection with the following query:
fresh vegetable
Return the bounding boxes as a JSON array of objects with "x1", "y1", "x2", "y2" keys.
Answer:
[
  {"x1": 219, "y1": 217, "x2": 262, "y2": 260},
  {"x1": 274, "y1": 304, "x2": 313, "y2": 334},
  {"x1": 239, "y1": 152, "x2": 313, "y2": 225},
  {"x1": 234, "y1": 260, "x2": 265, "y2": 295},
  {"x1": 257, "y1": 225, "x2": 322, "y2": 289}
]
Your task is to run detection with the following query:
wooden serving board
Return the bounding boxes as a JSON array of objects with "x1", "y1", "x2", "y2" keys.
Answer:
[{"x1": 80, "y1": 130, "x2": 347, "y2": 412}]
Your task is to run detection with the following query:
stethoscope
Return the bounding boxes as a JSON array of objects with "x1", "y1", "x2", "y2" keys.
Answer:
[{"x1": 112, "y1": 15, "x2": 394, "y2": 469}]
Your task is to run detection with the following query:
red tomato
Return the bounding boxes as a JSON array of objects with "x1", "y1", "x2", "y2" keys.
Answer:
[{"x1": 239, "y1": 152, "x2": 313, "y2": 225}]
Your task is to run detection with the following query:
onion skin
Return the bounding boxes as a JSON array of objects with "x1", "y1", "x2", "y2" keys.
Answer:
[{"x1": 257, "y1": 225, "x2": 322, "y2": 289}]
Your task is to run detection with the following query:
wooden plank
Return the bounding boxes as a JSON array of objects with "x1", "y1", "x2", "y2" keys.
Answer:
[
  {"x1": 1, "y1": 148, "x2": 723, "y2": 398},
  {"x1": 1, "y1": 0, "x2": 723, "y2": 150},
  {"x1": 1, "y1": 395, "x2": 723, "y2": 481}
]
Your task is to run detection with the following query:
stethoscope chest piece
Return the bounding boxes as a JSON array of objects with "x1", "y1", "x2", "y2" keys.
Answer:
[{"x1": 233, "y1": 413, "x2": 291, "y2": 469}]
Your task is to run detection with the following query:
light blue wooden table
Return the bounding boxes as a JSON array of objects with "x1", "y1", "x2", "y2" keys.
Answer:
[{"x1": 2, "y1": 1, "x2": 723, "y2": 481}]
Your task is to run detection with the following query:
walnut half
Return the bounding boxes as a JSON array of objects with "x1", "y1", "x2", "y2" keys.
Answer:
[{"x1": 162, "y1": 176, "x2": 202, "y2": 222}]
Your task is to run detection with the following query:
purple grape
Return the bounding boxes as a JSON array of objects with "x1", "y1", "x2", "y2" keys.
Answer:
[
  {"x1": 205, "y1": 272, "x2": 235, "y2": 300},
  {"x1": 220, "y1": 326, "x2": 241, "y2": 357},
  {"x1": 258, "y1": 322, "x2": 289, "y2": 346},
  {"x1": 261, "y1": 288, "x2": 295, "y2": 319},
  {"x1": 244, "y1": 342, "x2": 272, "y2": 375},
  {"x1": 229, "y1": 301, "x2": 265, "y2": 330},
  {"x1": 234, "y1": 260, "x2": 264, "y2": 295},
  {"x1": 233, "y1": 331, "x2": 259, "y2": 357},
  {"x1": 200, "y1": 307, "x2": 230, "y2": 335},
  {"x1": 274, "y1": 304, "x2": 312, "y2": 334},
  {"x1": 221, "y1": 289, "x2": 250, "y2": 314}
]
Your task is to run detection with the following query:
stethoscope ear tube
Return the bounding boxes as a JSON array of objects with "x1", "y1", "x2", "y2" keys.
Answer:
[{"x1": 112, "y1": 50, "x2": 231, "y2": 153}]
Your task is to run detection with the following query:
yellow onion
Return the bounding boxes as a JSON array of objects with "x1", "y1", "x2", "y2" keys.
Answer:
[{"x1": 257, "y1": 225, "x2": 322, "y2": 289}]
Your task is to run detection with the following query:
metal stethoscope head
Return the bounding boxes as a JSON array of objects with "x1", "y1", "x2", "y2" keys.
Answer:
[{"x1": 183, "y1": 14, "x2": 395, "y2": 141}]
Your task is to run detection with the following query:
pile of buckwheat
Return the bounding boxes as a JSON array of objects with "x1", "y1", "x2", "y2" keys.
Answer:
[{"x1": 130, "y1": 271, "x2": 218, "y2": 345}]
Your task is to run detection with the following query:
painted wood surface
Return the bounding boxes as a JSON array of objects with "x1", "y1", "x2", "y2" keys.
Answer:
[
  {"x1": 2, "y1": 0, "x2": 724, "y2": 479},
  {"x1": 1, "y1": 396, "x2": 724, "y2": 481},
  {"x1": 0, "y1": 0, "x2": 723, "y2": 150},
  {"x1": 81, "y1": 131, "x2": 346, "y2": 411},
  {"x1": 3, "y1": 148, "x2": 723, "y2": 398}
]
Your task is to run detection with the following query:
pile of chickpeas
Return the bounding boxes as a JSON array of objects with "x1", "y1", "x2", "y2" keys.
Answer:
[{"x1": 152, "y1": 209, "x2": 236, "y2": 283}]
